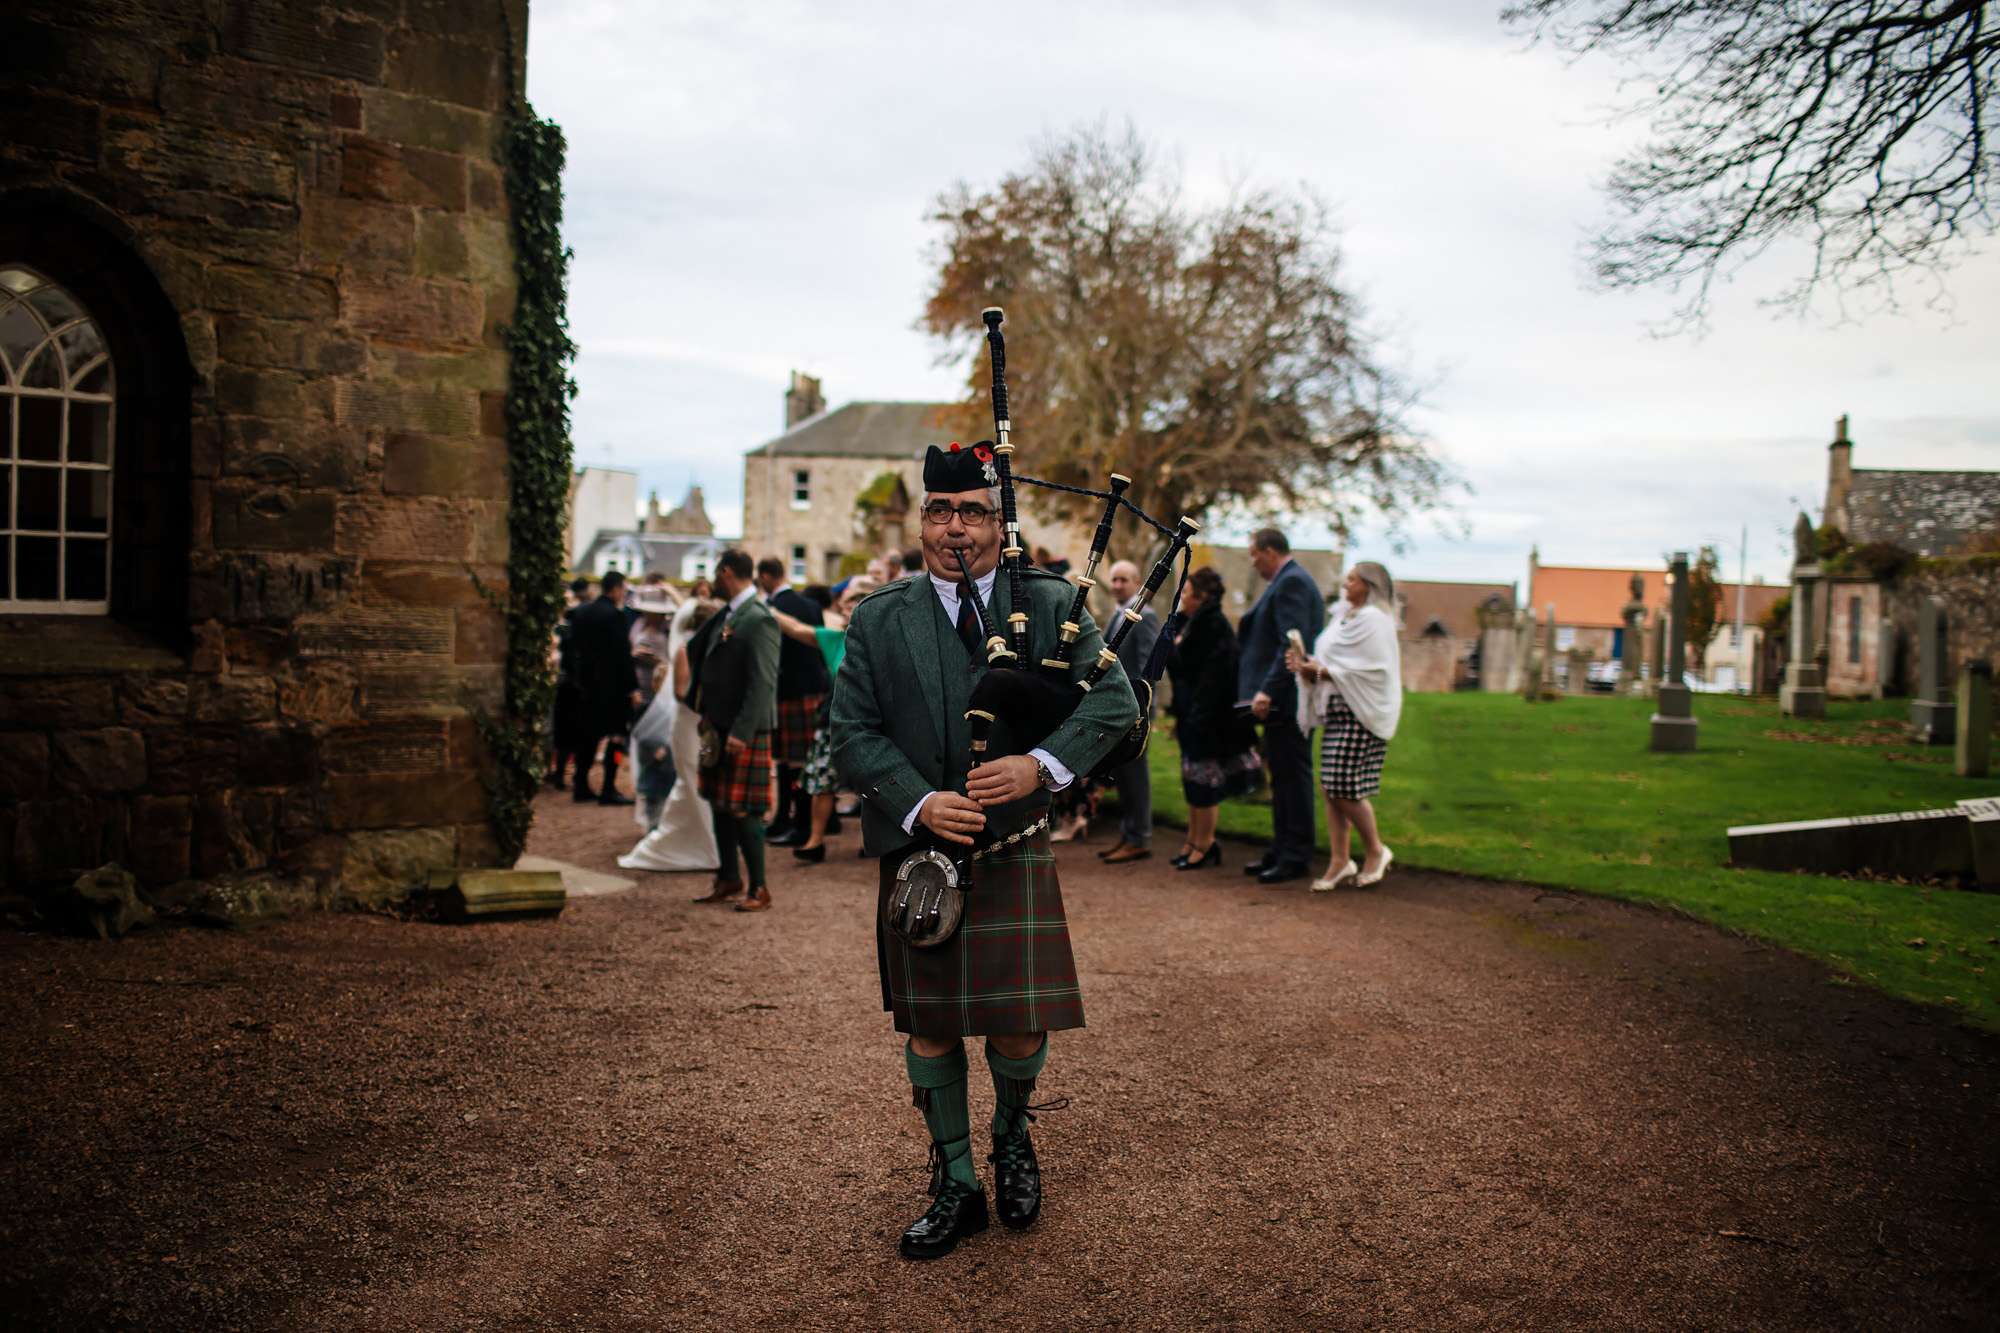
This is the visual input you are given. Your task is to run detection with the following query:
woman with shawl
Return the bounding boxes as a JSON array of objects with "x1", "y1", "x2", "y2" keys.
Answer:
[
  {"x1": 618, "y1": 593, "x2": 723, "y2": 873},
  {"x1": 1286, "y1": 560, "x2": 1402, "y2": 891}
]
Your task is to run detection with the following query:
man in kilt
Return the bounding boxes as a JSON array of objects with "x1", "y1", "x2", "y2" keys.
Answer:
[
  {"x1": 830, "y1": 442, "x2": 1138, "y2": 1260},
  {"x1": 690, "y1": 548, "x2": 782, "y2": 913},
  {"x1": 753, "y1": 556, "x2": 830, "y2": 847}
]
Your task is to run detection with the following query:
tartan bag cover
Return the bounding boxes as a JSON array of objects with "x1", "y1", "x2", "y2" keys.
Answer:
[
  {"x1": 772, "y1": 691, "x2": 824, "y2": 767},
  {"x1": 876, "y1": 827, "x2": 1085, "y2": 1037},
  {"x1": 698, "y1": 728, "x2": 774, "y2": 818}
]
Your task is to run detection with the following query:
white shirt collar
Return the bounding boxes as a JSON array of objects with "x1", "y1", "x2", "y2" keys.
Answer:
[
  {"x1": 727, "y1": 583, "x2": 758, "y2": 614},
  {"x1": 929, "y1": 566, "x2": 997, "y2": 613},
  {"x1": 762, "y1": 581, "x2": 788, "y2": 602}
]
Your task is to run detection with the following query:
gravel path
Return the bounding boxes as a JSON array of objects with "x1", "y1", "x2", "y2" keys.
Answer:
[{"x1": 3, "y1": 788, "x2": 1997, "y2": 1330}]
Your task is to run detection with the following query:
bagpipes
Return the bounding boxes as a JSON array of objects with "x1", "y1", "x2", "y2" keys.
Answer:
[{"x1": 885, "y1": 307, "x2": 1200, "y2": 950}]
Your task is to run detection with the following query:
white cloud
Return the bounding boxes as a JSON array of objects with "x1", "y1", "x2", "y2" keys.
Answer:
[{"x1": 528, "y1": 0, "x2": 2000, "y2": 587}]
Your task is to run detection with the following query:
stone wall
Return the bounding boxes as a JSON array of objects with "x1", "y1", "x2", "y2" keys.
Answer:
[
  {"x1": 0, "y1": 0, "x2": 527, "y2": 906},
  {"x1": 743, "y1": 453, "x2": 924, "y2": 582},
  {"x1": 1825, "y1": 578, "x2": 1886, "y2": 699},
  {"x1": 1889, "y1": 563, "x2": 2000, "y2": 684}
]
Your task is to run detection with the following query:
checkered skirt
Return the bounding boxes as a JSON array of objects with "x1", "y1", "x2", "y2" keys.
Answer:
[
  {"x1": 772, "y1": 692, "x2": 824, "y2": 766},
  {"x1": 1318, "y1": 689, "x2": 1389, "y2": 800},
  {"x1": 876, "y1": 828, "x2": 1085, "y2": 1038},
  {"x1": 799, "y1": 696, "x2": 840, "y2": 795},
  {"x1": 698, "y1": 728, "x2": 774, "y2": 818}
]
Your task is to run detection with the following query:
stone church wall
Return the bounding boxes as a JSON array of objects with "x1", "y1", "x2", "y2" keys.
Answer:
[{"x1": 0, "y1": 1, "x2": 528, "y2": 907}]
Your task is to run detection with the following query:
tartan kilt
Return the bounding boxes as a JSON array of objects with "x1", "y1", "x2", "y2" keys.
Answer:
[
  {"x1": 698, "y1": 729, "x2": 774, "y2": 818},
  {"x1": 772, "y1": 692, "x2": 824, "y2": 766},
  {"x1": 876, "y1": 828, "x2": 1086, "y2": 1037}
]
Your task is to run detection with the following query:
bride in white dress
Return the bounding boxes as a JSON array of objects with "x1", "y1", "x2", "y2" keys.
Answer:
[{"x1": 618, "y1": 596, "x2": 721, "y2": 873}]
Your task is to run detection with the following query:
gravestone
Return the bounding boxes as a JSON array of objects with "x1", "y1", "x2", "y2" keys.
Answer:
[
  {"x1": 1649, "y1": 606, "x2": 1666, "y2": 696},
  {"x1": 1966, "y1": 798, "x2": 2000, "y2": 888},
  {"x1": 1620, "y1": 573, "x2": 1648, "y2": 696},
  {"x1": 1520, "y1": 609, "x2": 1541, "y2": 702},
  {"x1": 1909, "y1": 597, "x2": 1955, "y2": 744},
  {"x1": 1650, "y1": 551, "x2": 1697, "y2": 751},
  {"x1": 1958, "y1": 660, "x2": 1993, "y2": 778},
  {"x1": 1780, "y1": 513, "x2": 1827, "y2": 718},
  {"x1": 1728, "y1": 806, "x2": 1979, "y2": 882}
]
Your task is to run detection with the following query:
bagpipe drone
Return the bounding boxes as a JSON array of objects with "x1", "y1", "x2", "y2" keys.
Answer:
[{"x1": 885, "y1": 307, "x2": 1201, "y2": 948}]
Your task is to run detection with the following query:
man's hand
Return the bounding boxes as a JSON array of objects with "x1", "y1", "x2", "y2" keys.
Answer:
[
  {"x1": 919, "y1": 792, "x2": 987, "y2": 846},
  {"x1": 725, "y1": 735, "x2": 748, "y2": 757},
  {"x1": 966, "y1": 754, "x2": 1040, "y2": 807},
  {"x1": 1251, "y1": 691, "x2": 1272, "y2": 721},
  {"x1": 629, "y1": 690, "x2": 644, "y2": 710}
]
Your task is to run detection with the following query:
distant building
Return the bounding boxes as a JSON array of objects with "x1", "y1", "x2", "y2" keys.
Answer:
[
  {"x1": 1393, "y1": 580, "x2": 1516, "y2": 692},
  {"x1": 1813, "y1": 416, "x2": 2000, "y2": 696},
  {"x1": 741, "y1": 372, "x2": 1091, "y2": 584},
  {"x1": 565, "y1": 466, "x2": 638, "y2": 570},
  {"x1": 577, "y1": 482, "x2": 730, "y2": 582},
  {"x1": 1528, "y1": 551, "x2": 1783, "y2": 689}
]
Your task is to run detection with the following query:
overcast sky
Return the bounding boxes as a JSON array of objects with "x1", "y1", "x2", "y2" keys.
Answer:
[{"x1": 526, "y1": 0, "x2": 2000, "y2": 588}]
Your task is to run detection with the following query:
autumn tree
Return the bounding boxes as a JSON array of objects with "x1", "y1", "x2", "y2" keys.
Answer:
[
  {"x1": 1505, "y1": 0, "x2": 2000, "y2": 326},
  {"x1": 922, "y1": 124, "x2": 1451, "y2": 551},
  {"x1": 1683, "y1": 544, "x2": 1724, "y2": 673}
]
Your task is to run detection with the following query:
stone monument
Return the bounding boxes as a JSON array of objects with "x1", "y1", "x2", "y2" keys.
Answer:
[
  {"x1": 1648, "y1": 606, "x2": 1667, "y2": 698},
  {"x1": 1779, "y1": 513, "x2": 1828, "y2": 719},
  {"x1": 1956, "y1": 660, "x2": 1992, "y2": 778},
  {"x1": 1650, "y1": 551, "x2": 1698, "y2": 751},
  {"x1": 1909, "y1": 597, "x2": 1956, "y2": 744},
  {"x1": 1620, "y1": 572, "x2": 1648, "y2": 697},
  {"x1": 1520, "y1": 608, "x2": 1541, "y2": 703},
  {"x1": 1730, "y1": 797, "x2": 1999, "y2": 890}
]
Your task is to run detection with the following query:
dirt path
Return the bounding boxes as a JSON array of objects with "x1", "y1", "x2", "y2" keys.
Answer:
[{"x1": 3, "y1": 789, "x2": 1997, "y2": 1329}]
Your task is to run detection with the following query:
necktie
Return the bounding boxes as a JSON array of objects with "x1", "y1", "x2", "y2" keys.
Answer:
[{"x1": 955, "y1": 593, "x2": 983, "y2": 662}]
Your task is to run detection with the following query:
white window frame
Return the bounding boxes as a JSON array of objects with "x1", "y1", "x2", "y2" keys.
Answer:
[
  {"x1": 1554, "y1": 626, "x2": 1576, "y2": 651},
  {"x1": 789, "y1": 543, "x2": 807, "y2": 581},
  {"x1": 1, "y1": 266, "x2": 115, "y2": 614},
  {"x1": 791, "y1": 468, "x2": 811, "y2": 510}
]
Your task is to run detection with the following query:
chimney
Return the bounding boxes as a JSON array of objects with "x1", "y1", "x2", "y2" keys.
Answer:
[
  {"x1": 644, "y1": 489, "x2": 662, "y2": 532},
  {"x1": 1825, "y1": 414, "x2": 1853, "y2": 535},
  {"x1": 785, "y1": 371, "x2": 825, "y2": 429}
]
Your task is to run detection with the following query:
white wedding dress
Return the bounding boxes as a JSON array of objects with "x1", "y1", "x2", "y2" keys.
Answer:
[{"x1": 618, "y1": 600, "x2": 720, "y2": 873}]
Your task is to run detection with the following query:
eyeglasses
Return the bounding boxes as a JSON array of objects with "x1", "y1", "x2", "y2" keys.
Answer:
[{"x1": 921, "y1": 501, "x2": 994, "y2": 527}]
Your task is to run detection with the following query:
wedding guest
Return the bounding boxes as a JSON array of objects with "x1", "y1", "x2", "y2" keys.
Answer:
[{"x1": 1166, "y1": 567, "x2": 1263, "y2": 870}]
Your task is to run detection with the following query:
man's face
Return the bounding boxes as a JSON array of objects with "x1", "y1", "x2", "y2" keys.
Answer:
[
  {"x1": 1249, "y1": 544, "x2": 1282, "y2": 580},
  {"x1": 715, "y1": 565, "x2": 744, "y2": 599},
  {"x1": 755, "y1": 568, "x2": 781, "y2": 594},
  {"x1": 1107, "y1": 560, "x2": 1140, "y2": 604},
  {"x1": 920, "y1": 489, "x2": 1001, "y2": 583},
  {"x1": 605, "y1": 580, "x2": 628, "y2": 606}
]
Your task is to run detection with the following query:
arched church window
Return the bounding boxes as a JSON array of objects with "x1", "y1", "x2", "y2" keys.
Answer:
[{"x1": 1, "y1": 266, "x2": 114, "y2": 612}]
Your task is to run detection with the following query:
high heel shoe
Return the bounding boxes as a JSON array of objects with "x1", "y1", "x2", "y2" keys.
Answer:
[
  {"x1": 1168, "y1": 844, "x2": 1196, "y2": 869},
  {"x1": 1172, "y1": 842, "x2": 1221, "y2": 871},
  {"x1": 792, "y1": 843, "x2": 826, "y2": 863}
]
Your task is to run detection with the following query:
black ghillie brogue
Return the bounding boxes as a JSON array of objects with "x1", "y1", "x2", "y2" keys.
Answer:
[
  {"x1": 899, "y1": 1174, "x2": 988, "y2": 1260},
  {"x1": 987, "y1": 1126, "x2": 1042, "y2": 1230}
]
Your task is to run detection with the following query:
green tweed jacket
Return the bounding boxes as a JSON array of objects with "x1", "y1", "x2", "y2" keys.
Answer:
[
  {"x1": 830, "y1": 567, "x2": 1141, "y2": 857},
  {"x1": 721, "y1": 592, "x2": 780, "y2": 742}
]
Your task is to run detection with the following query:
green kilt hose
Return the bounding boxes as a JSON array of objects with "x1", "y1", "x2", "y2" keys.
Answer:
[
  {"x1": 773, "y1": 691, "x2": 823, "y2": 766},
  {"x1": 877, "y1": 828, "x2": 1084, "y2": 1037},
  {"x1": 699, "y1": 729, "x2": 774, "y2": 818}
]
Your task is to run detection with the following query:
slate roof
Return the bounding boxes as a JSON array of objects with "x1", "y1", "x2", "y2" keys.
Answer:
[
  {"x1": 1845, "y1": 469, "x2": 2000, "y2": 557},
  {"x1": 744, "y1": 401, "x2": 974, "y2": 458},
  {"x1": 578, "y1": 530, "x2": 728, "y2": 573}
]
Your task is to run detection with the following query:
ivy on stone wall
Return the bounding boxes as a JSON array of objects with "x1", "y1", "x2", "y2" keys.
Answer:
[{"x1": 481, "y1": 102, "x2": 577, "y2": 863}]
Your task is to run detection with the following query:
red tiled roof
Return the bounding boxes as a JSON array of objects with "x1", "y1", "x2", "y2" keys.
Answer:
[{"x1": 1530, "y1": 565, "x2": 1784, "y2": 628}]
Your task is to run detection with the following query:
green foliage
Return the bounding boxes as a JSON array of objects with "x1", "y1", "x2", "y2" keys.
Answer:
[
  {"x1": 1829, "y1": 541, "x2": 1917, "y2": 582},
  {"x1": 479, "y1": 103, "x2": 578, "y2": 864},
  {"x1": 1136, "y1": 693, "x2": 2000, "y2": 1028},
  {"x1": 1816, "y1": 524, "x2": 1850, "y2": 562},
  {"x1": 1758, "y1": 591, "x2": 1791, "y2": 635},
  {"x1": 1682, "y1": 545, "x2": 1722, "y2": 671}
]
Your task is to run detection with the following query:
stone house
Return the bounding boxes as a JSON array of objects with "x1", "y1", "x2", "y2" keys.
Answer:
[
  {"x1": 1394, "y1": 580, "x2": 1515, "y2": 692},
  {"x1": 742, "y1": 372, "x2": 1096, "y2": 585},
  {"x1": 1810, "y1": 416, "x2": 2000, "y2": 696},
  {"x1": 572, "y1": 483, "x2": 729, "y2": 582},
  {"x1": 563, "y1": 465, "x2": 636, "y2": 569},
  {"x1": 1, "y1": 1, "x2": 529, "y2": 907}
]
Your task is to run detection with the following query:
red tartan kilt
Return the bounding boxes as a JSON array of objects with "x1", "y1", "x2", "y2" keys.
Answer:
[
  {"x1": 772, "y1": 692, "x2": 823, "y2": 766},
  {"x1": 698, "y1": 729, "x2": 774, "y2": 818},
  {"x1": 876, "y1": 828, "x2": 1085, "y2": 1037}
]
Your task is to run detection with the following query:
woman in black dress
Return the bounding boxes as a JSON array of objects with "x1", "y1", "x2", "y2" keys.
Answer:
[{"x1": 1165, "y1": 567, "x2": 1264, "y2": 869}]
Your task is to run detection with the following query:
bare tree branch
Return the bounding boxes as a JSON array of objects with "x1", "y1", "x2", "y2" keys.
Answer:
[{"x1": 1506, "y1": 0, "x2": 2000, "y2": 328}]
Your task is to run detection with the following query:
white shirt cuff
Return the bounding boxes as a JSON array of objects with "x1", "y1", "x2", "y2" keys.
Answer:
[
  {"x1": 902, "y1": 791, "x2": 935, "y2": 835},
  {"x1": 1028, "y1": 747, "x2": 1074, "y2": 791}
]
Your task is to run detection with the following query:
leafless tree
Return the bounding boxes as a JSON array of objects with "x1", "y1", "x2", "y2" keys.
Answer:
[
  {"x1": 922, "y1": 124, "x2": 1454, "y2": 551},
  {"x1": 1506, "y1": 0, "x2": 2000, "y2": 326}
]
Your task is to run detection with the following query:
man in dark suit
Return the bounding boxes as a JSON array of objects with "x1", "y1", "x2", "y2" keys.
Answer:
[
  {"x1": 1097, "y1": 559, "x2": 1161, "y2": 863},
  {"x1": 567, "y1": 569, "x2": 643, "y2": 805},
  {"x1": 754, "y1": 556, "x2": 831, "y2": 845},
  {"x1": 1236, "y1": 527, "x2": 1324, "y2": 883}
]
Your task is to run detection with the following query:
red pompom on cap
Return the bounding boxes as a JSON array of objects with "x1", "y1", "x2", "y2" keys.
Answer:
[{"x1": 949, "y1": 440, "x2": 961, "y2": 451}]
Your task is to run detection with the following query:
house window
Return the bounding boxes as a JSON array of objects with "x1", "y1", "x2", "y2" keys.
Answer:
[
  {"x1": 1554, "y1": 626, "x2": 1576, "y2": 651},
  {"x1": 1, "y1": 267, "x2": 114, "y2": 612},
  {"x1": 791, "y1": 468, "x2": 811, "y2": 510},
  {"x1": 789, "y1": 543, "x2": 807, "y2": 581},
  {"x1": 1848, "y1": 595, "x2": 1861, "y2": 664}
]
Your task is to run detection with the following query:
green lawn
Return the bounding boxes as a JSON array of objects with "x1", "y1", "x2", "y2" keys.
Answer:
[{"x1": 1134, "y1": 692, "x2": 2000, "y2": 1029}]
